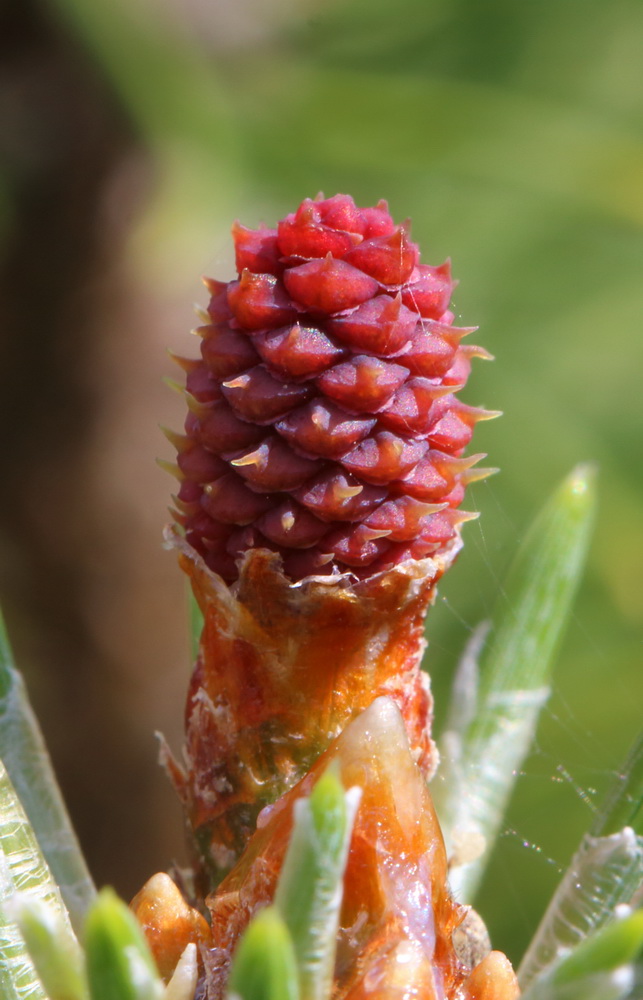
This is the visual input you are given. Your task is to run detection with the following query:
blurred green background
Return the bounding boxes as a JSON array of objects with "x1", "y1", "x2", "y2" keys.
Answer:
[{"x1": 1, "y1": 0, "x2": 642, "y2": 967}]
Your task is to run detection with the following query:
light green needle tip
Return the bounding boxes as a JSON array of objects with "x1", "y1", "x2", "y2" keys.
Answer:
[
  {"x1": 84, "y1": 889, "x2": 162, "y2": 1000},
  {"x1": 227, "y1": 906, "x2": 299, "y2": 1000}
]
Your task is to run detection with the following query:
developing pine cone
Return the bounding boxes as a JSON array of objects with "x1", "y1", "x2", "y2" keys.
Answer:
[{"x1": 170, "y1": 194, "x2": 497, "y2": 582}]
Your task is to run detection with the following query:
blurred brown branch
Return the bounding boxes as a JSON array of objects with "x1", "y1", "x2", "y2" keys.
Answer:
[{"x1": 0, "y1": 0, "x2": 181, "y2": 894}]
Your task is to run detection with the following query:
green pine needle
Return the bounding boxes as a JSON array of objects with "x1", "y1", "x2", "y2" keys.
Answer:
[
  {"x1": 552, "y1": 910, "x2": 643, "y2": 985},
  {"x1": 593, "y1": 726, "x2": 643, "y2": 840},
  {"x1": 521, "y1": 910, "x2": 643, "y2": 1000},
  {"x1": 227, "y1": 906, "x2": 299, "y2": 1000},
  {"x1": 273, "y1": 766, "x2": 360, "y2": 1000},
  {"x1": 0, "y1": 759, "x2": 78, "y2": 1000},
  {"x1": 436, "y1": 464, "x2": 597, "y2": 902},
  {"x1": 84, "y1": 888, "x2": 163, "y2": 1000},
  {"x1": 15, "y1": 896, "x2": 88, "y2": 1000},
  {"x1": 519, "y1": 725, "x2": 643, "y2": 988},
  {"x1": 0, "y1": 609, "x2": 95, "y2": 931}
]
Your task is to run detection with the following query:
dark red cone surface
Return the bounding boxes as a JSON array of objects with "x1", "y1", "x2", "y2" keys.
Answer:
[{"x1": 171, "y1": 195, "x2": 496, "y2": 582}]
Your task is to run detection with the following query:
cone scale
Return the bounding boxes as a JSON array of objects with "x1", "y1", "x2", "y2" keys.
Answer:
[
  {"x1": 138, "y1": 196, "x2": 517, "y2": 1000},
  {"x1": 170, "y1": 194, "x2": 496, "y2": 584}
]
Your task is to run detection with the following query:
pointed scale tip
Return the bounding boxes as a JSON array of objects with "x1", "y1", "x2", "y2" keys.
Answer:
[
  {"x1": 202, "y1": 276, "x2": 227, "y2": 293},
  {"x1": 230, "y1": 446, "x2": 266, "y2": 469},
  {"x1": 222, "y1": 378, "x2": 249, "y2": 391},
  {"x1": 443, "y1": 452, "x2": 488, "y2": 474},
  {"x1": 168, "y1": 506, "x2": 186, "y2": 526},
  {"x1": 160, "y1": 426, "x2": 188, "y2": 450},
  {"x1": 461, "y1": 466, "x2": 500, "y2": 486},
  {"x1": 172, "y1": 495, "x2": 199, "y2": 516},
  {"x1": 455, "y1": 509, "x2": 481, "y2": 525},
  {"x1": 193, "y1": 304, "x2": 211, "y2": 324},
  {"x1": 156, "y1": 458, "x2": 182, "y2": 480},
  {"x1": 182, "y1": 391, "x2": 211, "y2": 419},
  {"x1": 440, "y1": 381, "x2": 466, "y2": 396},
  {"x1": 334, "y1": 483, "x2": 364, "y2": 500},
  {"x1": 281, "y1": 511, "x2": 296, "y2": 531},
  {"x1": 167, "y1": 350, "x2": 200, "y2": 372},
  {"x1": 464, "y1": 345, "x2": 495, "y2": 362},
  {"x1": 362, "y1": 527, "x2": 392, "y2": 541},
  {"x1": 474, "y1": 408, "x2": 503, "y2": 422},
  {"x1": 418, "y1": 501, "x2": 449, "y2": 516},
  {"x1": 434, "y1": 510, "x2": 480, "y2": 542},
  {"x1": 163, "y1": 376, "x2": 184, "y2": 395}
]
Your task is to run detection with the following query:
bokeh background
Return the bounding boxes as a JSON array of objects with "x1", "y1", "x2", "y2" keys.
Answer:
[{"x1": 1, "y1": 0, "x2": 642, "y2": 967}]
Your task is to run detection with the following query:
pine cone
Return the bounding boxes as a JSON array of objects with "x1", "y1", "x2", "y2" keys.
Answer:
[
  {"x1": 169, "y1": 194, "x2": 497, "y2": 583},
  {"x1": 138, "y1": 198, "x2": 519, "y2": 1000}
]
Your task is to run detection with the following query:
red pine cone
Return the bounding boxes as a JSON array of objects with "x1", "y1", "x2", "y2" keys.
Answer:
[{"x1": 170, "y1": 194, "x2": 497, "y2": 582}]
